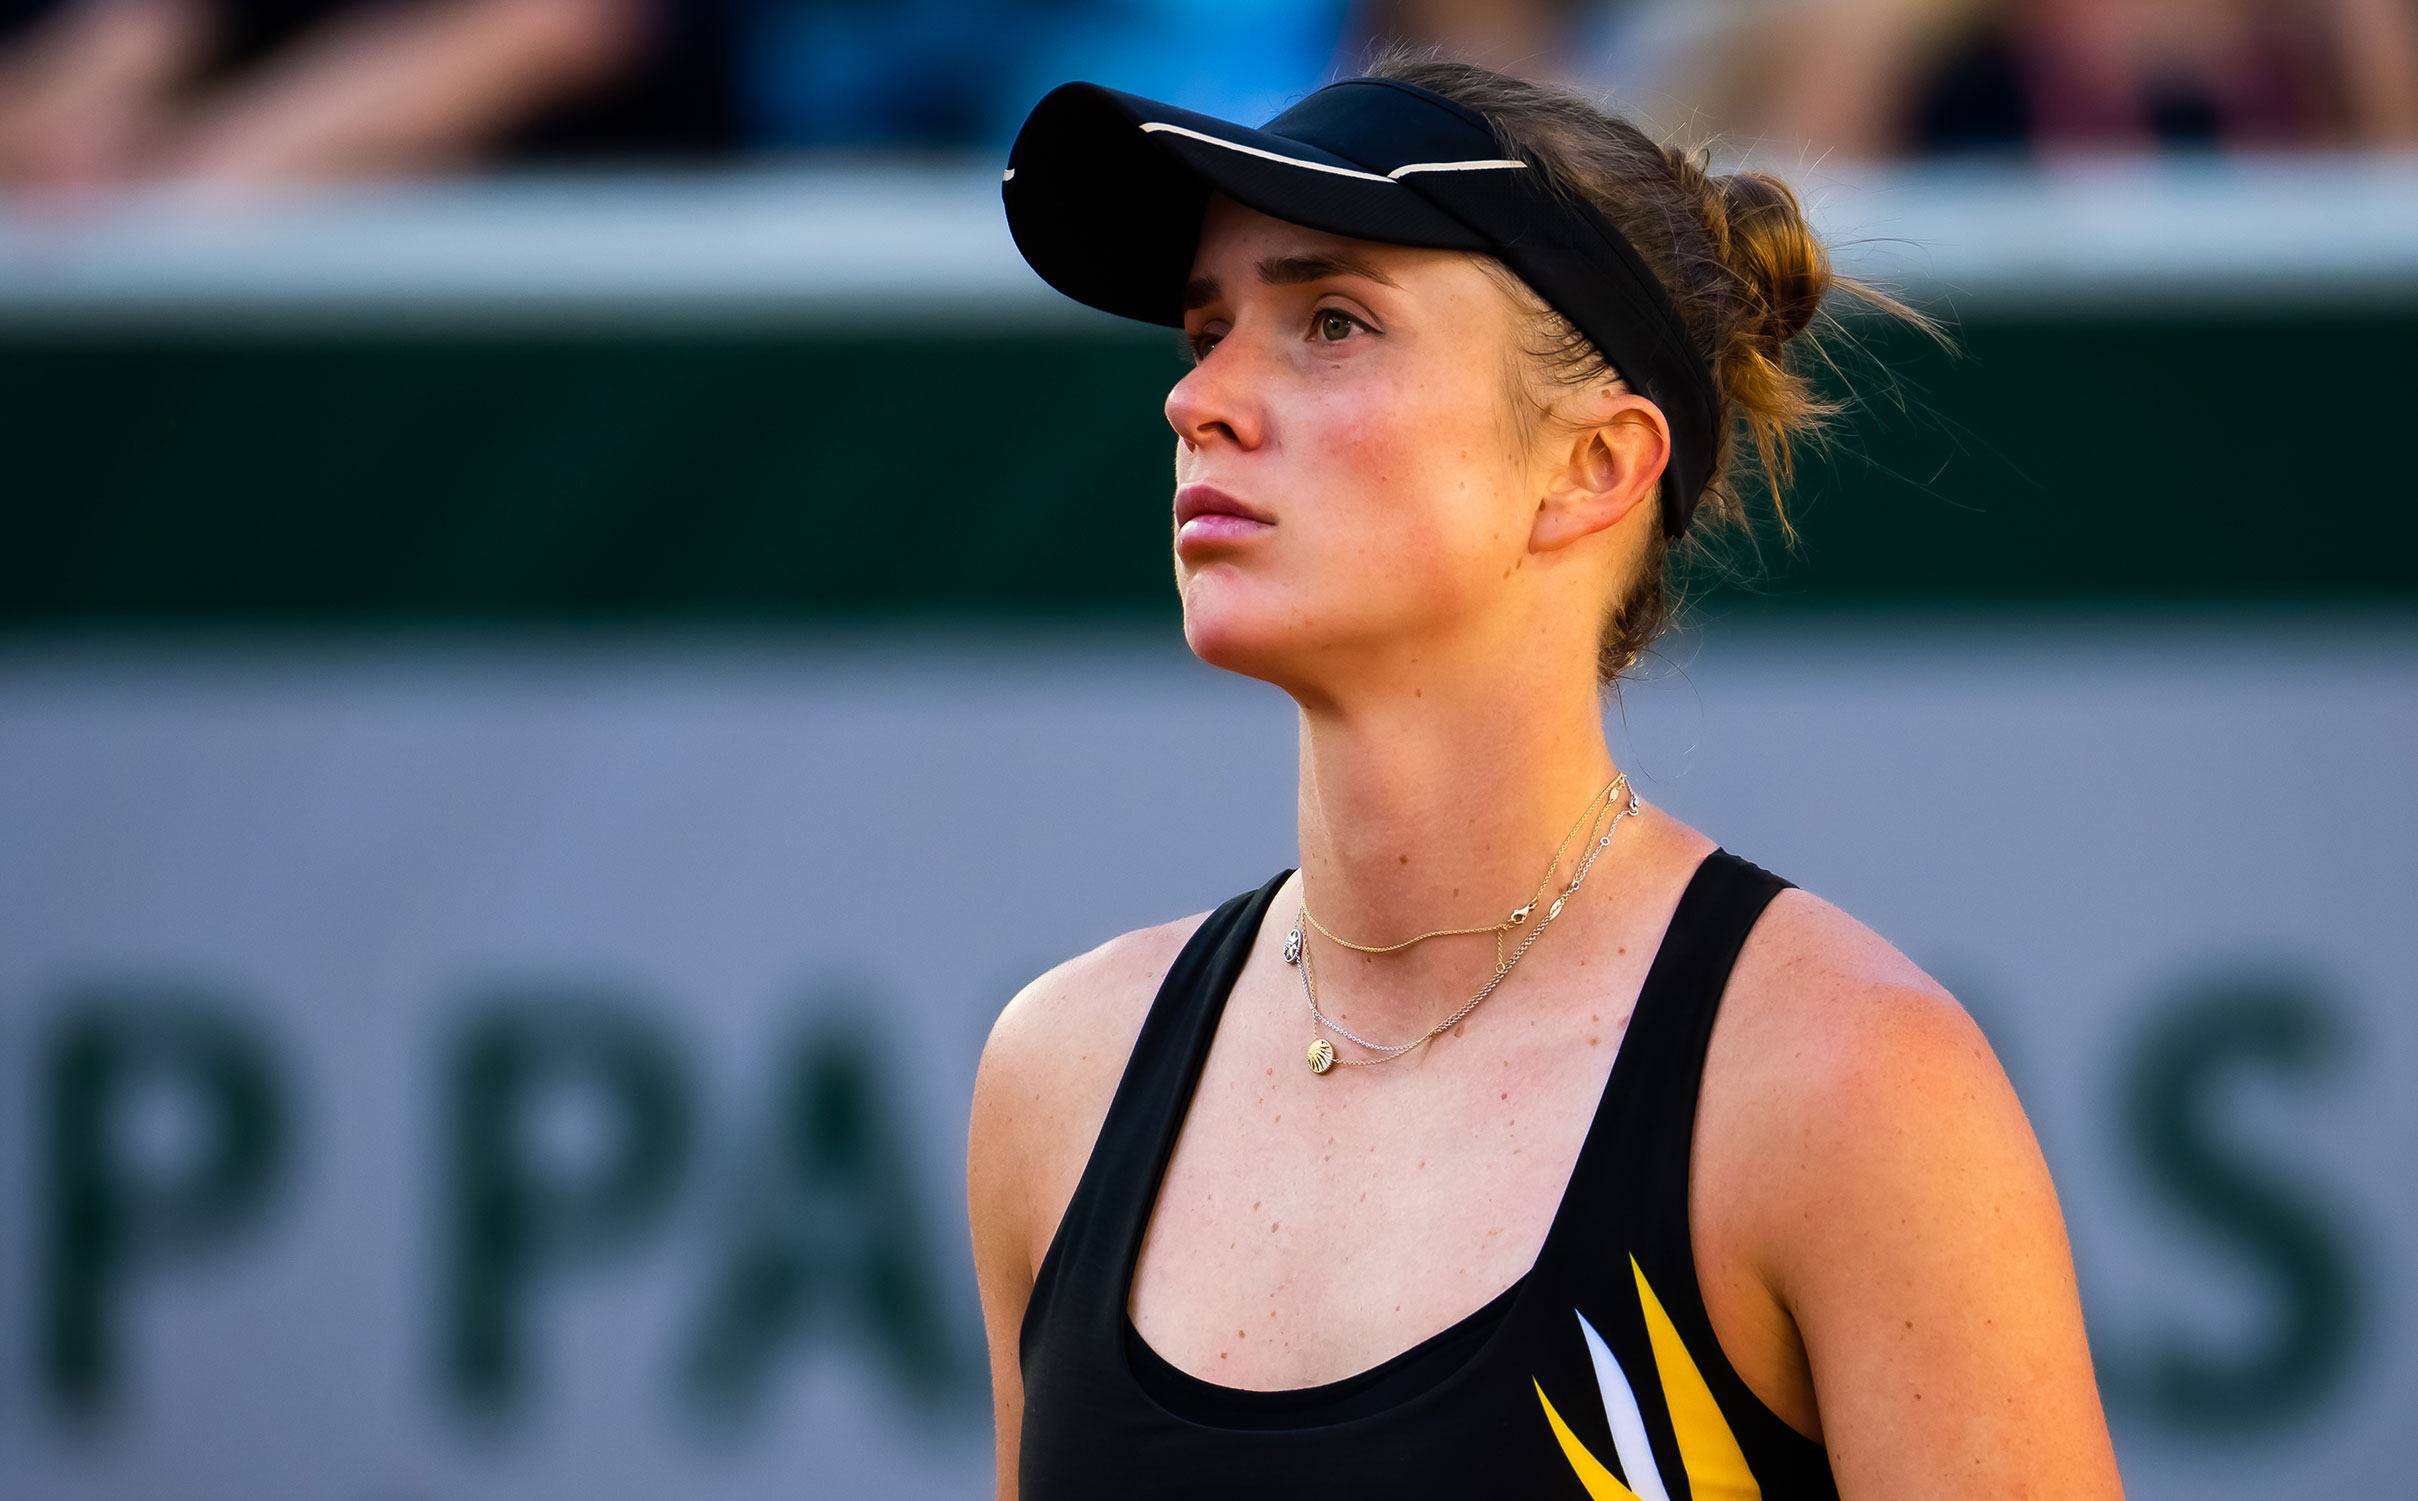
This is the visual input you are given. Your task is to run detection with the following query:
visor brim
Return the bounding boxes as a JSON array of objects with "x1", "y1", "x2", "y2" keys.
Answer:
[{"x1": 1003, "y1": 82, "x2": 1489, "y2": 329}]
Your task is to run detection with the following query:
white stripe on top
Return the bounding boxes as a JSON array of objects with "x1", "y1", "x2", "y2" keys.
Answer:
[{"x1": 1578, "y1": 1310, "x2": 1674, "y2": 1501}]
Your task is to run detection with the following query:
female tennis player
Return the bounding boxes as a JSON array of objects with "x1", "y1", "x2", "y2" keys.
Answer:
[{"x1": 970, "y1": 55, "x2": 2123, "y2": 1501}]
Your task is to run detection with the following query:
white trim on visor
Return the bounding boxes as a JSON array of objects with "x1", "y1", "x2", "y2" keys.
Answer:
[
  {"x1": 1138, "y1": 122, "x2": 1395, "y2": 182},
  {"x1": 1139, "y1": 122, "x2": 1533, "y2": 185},
  {"x1": 1387, "y1": 158, "x2": 1529, "y2": 177}
]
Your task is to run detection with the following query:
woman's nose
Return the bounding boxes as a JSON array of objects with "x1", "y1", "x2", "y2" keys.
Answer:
[{"x1": 1165, "y1": 341, "x2": 1265, "y2": 454}]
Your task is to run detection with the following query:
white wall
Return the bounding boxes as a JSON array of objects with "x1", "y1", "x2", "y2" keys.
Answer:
[{"x1": 0, "y1": 619, "x2": 2408, "y2": 1498}]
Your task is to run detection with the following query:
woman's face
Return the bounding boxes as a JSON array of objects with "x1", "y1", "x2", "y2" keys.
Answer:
[{"x1": 1168, "y1": 194, "x2": 1554, "y2": 697}]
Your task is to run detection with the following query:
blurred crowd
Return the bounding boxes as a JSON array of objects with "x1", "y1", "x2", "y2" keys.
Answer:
[{"x1": 2, "y1": 0, "x2": 2414, "y2": 188}]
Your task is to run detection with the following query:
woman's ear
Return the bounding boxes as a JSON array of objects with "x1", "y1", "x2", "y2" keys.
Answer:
[{"x1": 1529, "y1": 392, "x2": 1670, "y2": 553}]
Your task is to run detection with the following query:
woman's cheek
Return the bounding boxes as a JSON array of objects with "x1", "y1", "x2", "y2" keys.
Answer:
[{"x1": 1331, "y1": 404, "x2": 1494, "y2": 555}]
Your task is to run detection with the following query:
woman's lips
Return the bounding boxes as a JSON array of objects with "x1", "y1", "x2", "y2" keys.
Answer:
[
  {"x1": 1174, "y1": 484, "x2": 1272, "y2": 552},
  {"x1": 1177, "y1": 513, "x2": 1272, "y2": 549}
]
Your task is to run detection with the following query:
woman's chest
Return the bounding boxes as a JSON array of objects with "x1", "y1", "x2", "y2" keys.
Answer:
[{"x1": 1127, "y1": 985, "x2": 1624, "y2": 1388}]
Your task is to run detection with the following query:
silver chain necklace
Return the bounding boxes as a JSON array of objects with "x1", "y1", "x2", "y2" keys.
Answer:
[{"x1": 1287, "y1": 778, "x2": 1640, "y2": 1074}]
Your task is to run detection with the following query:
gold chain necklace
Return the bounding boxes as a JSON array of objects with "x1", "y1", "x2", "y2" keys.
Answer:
[
  {"x1": 1287, "y1": 777, "x2": 1639, "y2": 1075},
  {"x1": 1299, "y1": 774, "x2": 1622, "y2": 976}
]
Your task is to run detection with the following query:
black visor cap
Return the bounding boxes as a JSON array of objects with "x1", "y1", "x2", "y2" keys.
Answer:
[{"x1": 1002, "y1": 77, "x2": 1721, "y2": 536}]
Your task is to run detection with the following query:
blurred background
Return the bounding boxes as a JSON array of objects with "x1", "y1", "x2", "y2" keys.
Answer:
[{"x1": 1, "y1": 2, "x2": 2413, "y2": 1498}]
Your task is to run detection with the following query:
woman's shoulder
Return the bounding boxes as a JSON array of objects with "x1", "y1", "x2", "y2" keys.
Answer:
[
  {"x1": 982, "y1": 910, "x2": 1210, "y2": 1096},
  {"x1": 969, "y1": 908, "x2": 1218, "y2": 1267},
  {"x1": 1701, "y1": 881, "x2": 2041, "y2": 1262},
  {"x1": 1715, "y1": 884, "x2": 2005, "y2": 1131}
]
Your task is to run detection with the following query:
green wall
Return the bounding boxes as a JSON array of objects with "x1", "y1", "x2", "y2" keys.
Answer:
[{"x1": 4, "y1": 309, "x2": 2412, "y2": 625}]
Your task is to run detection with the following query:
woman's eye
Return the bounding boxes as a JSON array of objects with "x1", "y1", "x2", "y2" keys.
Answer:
[
  {"x1": 1188, "y1": 328, "x2": 1224, "y2": 359},
  {"x1": 1315, "y1": 310, "x2": 1360, "y2": 343}
]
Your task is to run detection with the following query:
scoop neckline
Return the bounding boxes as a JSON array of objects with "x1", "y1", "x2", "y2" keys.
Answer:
[
  {"x1": 1120, "y1": 1270, "x2": 1530, "y2": 1430},
  {"x1": 1109, "y1": 855, "x2": 1719, "y2": 1431}
]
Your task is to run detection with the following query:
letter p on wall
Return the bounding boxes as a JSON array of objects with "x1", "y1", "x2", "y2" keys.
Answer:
[
  {"x1": 443, "y1": 994, "x2": 693, "y2": 1415},
  {"x1": 41, "y1": 990, "x2": 290, "y2": 1419}
]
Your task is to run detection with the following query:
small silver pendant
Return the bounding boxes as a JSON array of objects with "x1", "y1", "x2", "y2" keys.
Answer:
[{"x1": 1284, "y1": 926, "x2": 1302, "y2": 965}]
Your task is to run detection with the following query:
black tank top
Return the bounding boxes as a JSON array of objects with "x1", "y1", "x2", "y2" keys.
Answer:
[{"x1": 1019, "y1": 851, "x2": 1839, "y2": 1501}]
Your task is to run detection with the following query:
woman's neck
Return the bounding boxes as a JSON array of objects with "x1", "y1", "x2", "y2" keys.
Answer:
[{"x1": 1291, "y1": 649, "x2": 1619, "y2": 1035}]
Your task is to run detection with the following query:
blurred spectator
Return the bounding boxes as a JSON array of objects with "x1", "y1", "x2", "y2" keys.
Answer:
[
  {"x1": 0, "y1": 0, "x2": 732, "y2": 188},
  {"x1": 737, "y1": 0, "x2": 1355, "y2": 152},
  {"x1": 1348, "y1": 0, "x2": 1579, "y2": 78},
  {"x1": 0, "y1": 0, "x2": 1370, "y2": 184},
  {"x1": 1734, "y1": 0, "x2": 2418, "y2": 161},
  {"x1": 19, "y1": 0, "x2": 2397, "y2": 190}
]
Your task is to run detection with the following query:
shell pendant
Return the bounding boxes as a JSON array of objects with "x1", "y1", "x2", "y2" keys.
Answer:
[{"x1": 1305, "y1": 1037, "x2": 1335, "y2": 1074}]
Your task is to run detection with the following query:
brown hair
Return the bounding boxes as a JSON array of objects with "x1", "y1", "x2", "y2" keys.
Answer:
[{"x1": 1364, "y1": 52, "x2": 1934, "y2": 681}]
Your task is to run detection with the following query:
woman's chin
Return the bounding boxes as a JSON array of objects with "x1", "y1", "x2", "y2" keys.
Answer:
[{"x1": 1181, "y1": 605, "x2": 1309, "y2": 686}]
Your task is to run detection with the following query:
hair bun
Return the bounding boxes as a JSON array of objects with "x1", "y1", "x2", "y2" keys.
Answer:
[{"x1": 1711, "y1": 170, "x2": 1831, "y2": 351}]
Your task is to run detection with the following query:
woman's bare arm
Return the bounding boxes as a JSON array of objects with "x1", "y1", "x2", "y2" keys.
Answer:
[
  {"x1": 968, "y1": 1005, "x2": 1038, "y2": 1501},
  {"x1": 1699, "y1": 893, "x2": 2124, "y2": 1499},
  {"x1": 968, "y1": 915, "x2": 1205, "y2": 1501}
]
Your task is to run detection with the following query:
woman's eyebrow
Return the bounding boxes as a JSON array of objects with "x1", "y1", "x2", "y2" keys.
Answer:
[
  {"x1": 1257, "y1": 252, "x2": 1399, "y2": 289},
  {"x1": 1182, "y1": 253, "x2": 1401, "y2": 311}
]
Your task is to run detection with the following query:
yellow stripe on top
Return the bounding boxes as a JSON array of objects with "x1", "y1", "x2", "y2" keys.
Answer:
[
  {"x1": 1631, "y1": 1258, "x2": 1761, "y2": 1501},
  {"x1": 1534, "y1": 1381, "x2": 1643, "y2": 1501}
]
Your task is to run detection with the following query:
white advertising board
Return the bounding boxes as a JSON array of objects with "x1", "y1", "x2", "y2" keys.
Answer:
[{"x1": 0, "y1": 619, "x2": 2410, "y2": 1498}]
